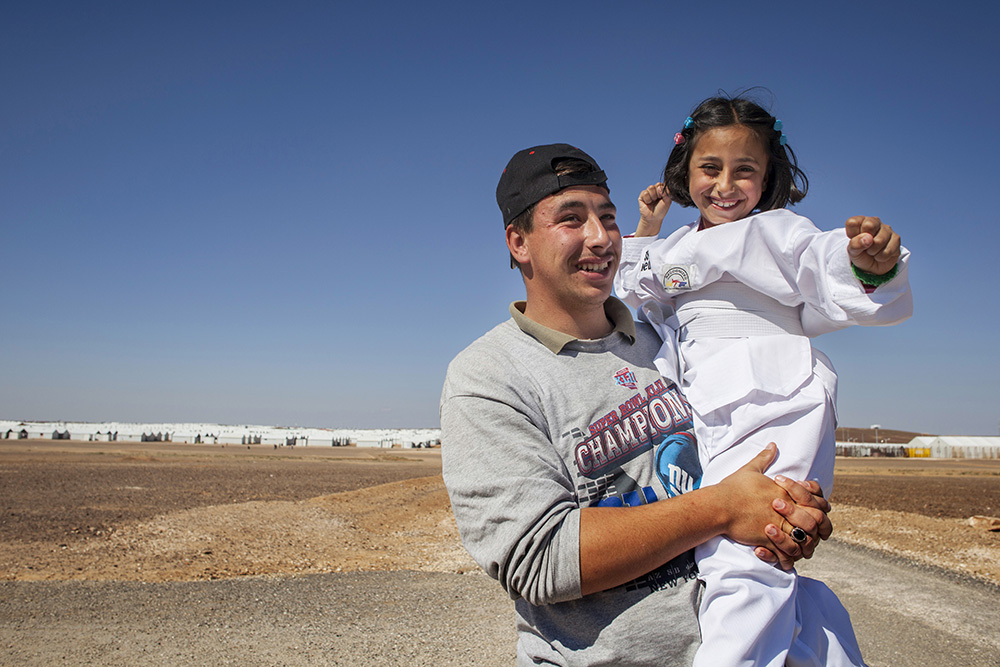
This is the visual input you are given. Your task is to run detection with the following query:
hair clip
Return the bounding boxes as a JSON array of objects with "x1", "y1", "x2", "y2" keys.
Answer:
[
  {"x1": 773, "y1": 119, "x2": 787, "y2": 145},
  {"x1": 684, "y1": 117, "x2": 694, "y2": 129},
  {"x1": 674, "y1": 132, "x2": 685, "y2": 145}
]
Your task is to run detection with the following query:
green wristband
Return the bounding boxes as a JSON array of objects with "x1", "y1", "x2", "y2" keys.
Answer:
[{"x1": 851, "y1": 262, "x2": 899, "y2": 287}]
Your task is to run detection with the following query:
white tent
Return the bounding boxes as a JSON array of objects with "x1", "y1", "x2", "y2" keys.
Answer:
[{"x1": 905, "y1": 436, "x2": 1000, "y2": 459}]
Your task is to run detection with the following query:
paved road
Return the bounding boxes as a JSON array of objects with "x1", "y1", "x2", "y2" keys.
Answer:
[
  {"x1": 1, "y1": 542, "x2": 997, "y2": 666},
  {"x1": 798, "y1": 541, "x2": 1000, "y2": 666},
  {"x1": 0, "y1": 570, "x2": 517, "y2": 666}
]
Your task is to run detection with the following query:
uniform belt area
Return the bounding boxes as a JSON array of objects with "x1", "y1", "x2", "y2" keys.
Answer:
[{"x1": 675, "y1": 282, "x2": 803, "y2": 341}]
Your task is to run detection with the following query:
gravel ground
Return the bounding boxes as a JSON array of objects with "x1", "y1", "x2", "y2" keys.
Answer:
[
  {"x1": 2, "y1": 441, "x2": 999, "y2": 665},
  {"x1": 798, "y1": 541, "x2": 1000, "y2": 667},
  {"x1": 0, "y1": 570, "x2": 516, "y2": 666},
  {"x1": 3, "y1": 547, "x2": 997, "y2": 666}
]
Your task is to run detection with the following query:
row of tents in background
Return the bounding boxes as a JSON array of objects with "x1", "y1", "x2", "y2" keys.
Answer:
[
  {"x1": 2, "y1": 428, "x2": 439, "y2": 449},
  {"x1": 834, "y1": 436, "x2": 1000, "y2": 459},
  {"x1": 2, "y1": 427, "x2": 995, "y2": 457}
]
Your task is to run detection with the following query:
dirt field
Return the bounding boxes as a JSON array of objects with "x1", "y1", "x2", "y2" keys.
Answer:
[{"x1": 2, "y1": 441, "x2": 999, "y2": 585}]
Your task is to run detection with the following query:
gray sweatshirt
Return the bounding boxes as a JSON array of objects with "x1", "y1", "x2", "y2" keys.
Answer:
[{"x1": 441, "y1": 298, "x2": 702, "y2": 666}]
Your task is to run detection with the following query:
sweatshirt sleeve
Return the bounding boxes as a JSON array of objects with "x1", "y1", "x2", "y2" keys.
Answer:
[{"x1": 440, "y1": 340, "x2": 583, "y2": 606}]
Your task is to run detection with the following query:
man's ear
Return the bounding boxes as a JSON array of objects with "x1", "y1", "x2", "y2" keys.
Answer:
[{"x1": 506, "y1": 225, "x2": 530, "y2": 267}]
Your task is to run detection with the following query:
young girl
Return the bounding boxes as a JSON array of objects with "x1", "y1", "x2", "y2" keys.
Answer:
[{"x1": 615, "y1": 95, "x2": 912, "y2": 666}]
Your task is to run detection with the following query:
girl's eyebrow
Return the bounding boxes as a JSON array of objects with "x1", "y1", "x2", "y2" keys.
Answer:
[{"x1": 696, "y1": 154, "x2": 762, "y2": 164}]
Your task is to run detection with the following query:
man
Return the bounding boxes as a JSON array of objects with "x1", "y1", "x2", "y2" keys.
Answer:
[{"x1": 440, "y1": 144, "x2": 830, "y2": 665}]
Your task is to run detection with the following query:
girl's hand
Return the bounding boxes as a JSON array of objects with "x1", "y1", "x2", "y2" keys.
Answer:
[
  {"x1": 845, "y1": 215, "x2": 901, "y2": 275},
  {"x1": 636, "y1": 183, "x2": 671, "y2": 237}
]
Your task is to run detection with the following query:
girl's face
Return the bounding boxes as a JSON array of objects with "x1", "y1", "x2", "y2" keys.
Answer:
[{"x1": 686, "y1": 125, "x2": 769, "y2": 228}]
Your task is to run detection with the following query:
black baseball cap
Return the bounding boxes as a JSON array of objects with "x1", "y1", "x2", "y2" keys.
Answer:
[{"x1": 496, "y1": 144, "x2": 608, "y2": 226}]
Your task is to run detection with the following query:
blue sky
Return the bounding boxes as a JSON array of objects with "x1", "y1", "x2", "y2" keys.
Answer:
[{"x1": 2, "y1": 1, "x2": 997, "y2": 434}]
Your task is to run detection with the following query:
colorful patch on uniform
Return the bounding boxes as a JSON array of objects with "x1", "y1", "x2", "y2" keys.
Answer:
[
  {"x1": 613, "y1": 367, "x2": 638, "y2": 390},
  {"x1": 660, "y1": 265, "x2": 694, "y2": 291}
]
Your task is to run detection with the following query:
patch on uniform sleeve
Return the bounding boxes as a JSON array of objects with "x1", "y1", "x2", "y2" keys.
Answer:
[{"x1": 660, "y1": 264, "x2": 696, "y2": 291}]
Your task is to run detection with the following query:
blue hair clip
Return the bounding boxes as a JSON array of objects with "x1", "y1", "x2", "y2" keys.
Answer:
[
  {"x1": 773, "y1": 119, "x2": 787, "y2": 146},
  {"x1": 684, "y1": 117, "x2": 694, "y2": 129}
]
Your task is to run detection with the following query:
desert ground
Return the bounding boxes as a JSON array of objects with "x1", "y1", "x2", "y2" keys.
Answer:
[{"x1": 1, "y1": 440, "x2": 999, "y2": 586}]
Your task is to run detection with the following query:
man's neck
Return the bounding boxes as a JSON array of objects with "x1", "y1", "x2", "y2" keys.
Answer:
[{"x1": 520, "y1": 297, "x2": 613, "y2": 340}]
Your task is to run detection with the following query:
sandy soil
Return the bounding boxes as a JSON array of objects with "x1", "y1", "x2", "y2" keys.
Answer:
[
  {"x1": 2, "y1": 441, "x2": 999, "y2": 585},
  {"x1": 824, "y1": 457, "x2": 1000, "y2": 584}
]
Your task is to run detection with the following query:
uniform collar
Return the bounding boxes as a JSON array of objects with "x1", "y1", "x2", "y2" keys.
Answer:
[{"x1": 509, "y1": 297, "x2": 637, "y2": 354}]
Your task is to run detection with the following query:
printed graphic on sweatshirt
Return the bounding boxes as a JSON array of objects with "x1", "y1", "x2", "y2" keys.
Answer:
[
  {"x1": 577, "y1": 471, "x2": 657, "y2": 508},
  {"x1": 654, "y1": 430, "x2": 702, "y2": 498},
  {"x1": 573, "y1": 377, "x2": 693, "y2": 480},
  {"x1": 571, "y1": 378, "x2": 702, "y2": 594},
  {"x1": 613, "y1": 366, "x2": 638, "y2": 390}
]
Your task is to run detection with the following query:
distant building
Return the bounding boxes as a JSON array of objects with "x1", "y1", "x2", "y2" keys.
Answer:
[
  {"x1": 905, "y1": 436, "x2": 1000, "y2": 459},
  {"x1": 355, "y1": 438, "x2": 395, "y2": 448},
  {"x1": 837, "y1": 436, "x2": 1000, "y2": 459}
]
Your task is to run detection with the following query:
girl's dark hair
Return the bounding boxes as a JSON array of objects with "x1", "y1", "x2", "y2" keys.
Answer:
[{"x1": 663, "y1": 93, "x2": 808, "y2": 212}]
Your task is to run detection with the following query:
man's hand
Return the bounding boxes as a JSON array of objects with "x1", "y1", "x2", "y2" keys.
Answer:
[
  {"x1": 845, "y1": 215, "x2": 901, "y2": 276},
  {"x1": 716, "y1": 443, "x2": 832, "y2": 570},
  {"x1": 578, "y1": 443, "x2": 833, "y2": 594},
  {"x1": 754, "y1": 476, "x2": 832, "y2": 567},
  {"x1": 636, "y1": 183, "x2": 671, "y2": 237}
]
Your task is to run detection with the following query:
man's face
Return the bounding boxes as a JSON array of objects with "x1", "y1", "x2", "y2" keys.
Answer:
[{"x1": 510, "y1": 185, "x2": 620, "y2": 315}]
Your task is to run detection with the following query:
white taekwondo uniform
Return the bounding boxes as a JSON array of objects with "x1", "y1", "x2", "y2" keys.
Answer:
[{"x1": 615, "y1": 208, "x2": 912, "y2": 667}]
